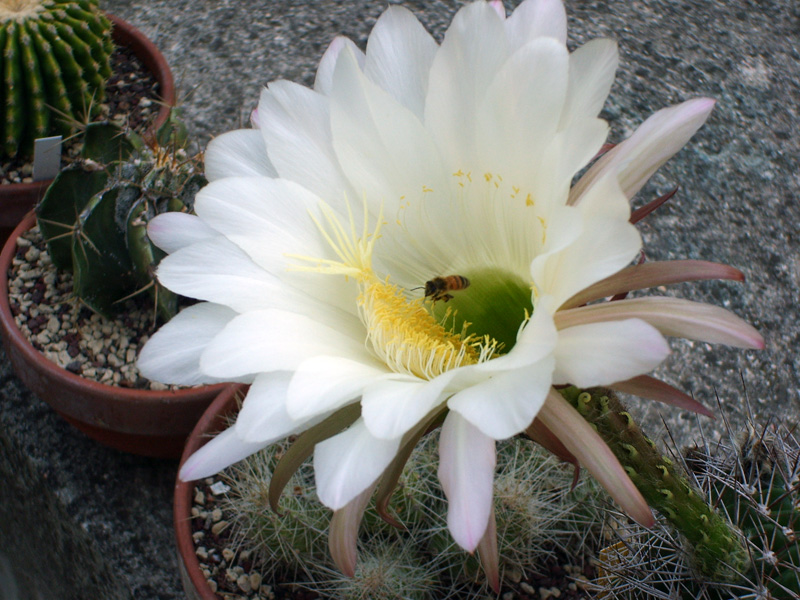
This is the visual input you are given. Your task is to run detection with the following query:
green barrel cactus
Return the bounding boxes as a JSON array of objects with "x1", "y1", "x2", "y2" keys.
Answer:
[
  {"x1": 35, "y1": 111, "x2": 204, "y2": 322},
  {"x1": 1, "y1": 0, "x2": 113, "y2": 158}
]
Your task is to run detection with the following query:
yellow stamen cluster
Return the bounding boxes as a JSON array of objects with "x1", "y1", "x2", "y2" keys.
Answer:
[
  {"x1": 359, "y1": 276, "x2": 478, "y2": 379},
  {"x1": 290, "y1": 198, "x2": 485, "y2": 380}
]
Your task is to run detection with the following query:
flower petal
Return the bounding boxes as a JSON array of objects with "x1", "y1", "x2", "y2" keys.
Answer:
[
  {"x1": 179, "y1": 426, "x2": 265, "y2": 482},
  {"x1": 287, "y1": 356, "x2": 389, "y2": 421},
  {"x1": 329, "y1": 484, "x2": 375, "y2": 577},
  {"x1": 137, "y1": 303, "x2": 238, "y2": 385},
  {"x1": 331, "y1": 46, "x2": 446, "y2": 210},
  {"x1": 234, "y1": 372, "x2": 332, "y2": 443},
  {"x1": 505, "y1": 0, "x2": 567, "y2": 50},
  {"x1": 147, "y1": 212, "x2": 218, "y2": 254},
  {"x1": 570, "y1": 98, "x2": 716, "y2": 203},
  {"x1": 438, "y1": 412, "x2": 496, "y2": 552},
  {"x1": 560, "y1": 38, "x2": 618, "y2": 127},
  {"x1": 315, "y1": 35, "x2": 365, "y2": 96},
  {"x1": 609, "y1": 375, "x2": 713, "y2": 417},
  {"x1": 361, "y1": 372, "x2": 456, "y2": 440},
  {"x1": 199, "y1": 309, "x2": 367, "y2": 379},
  {"x1": 204, "y1": 129, "x2": 276, "y2": 181},
  {"x1": 555, "y1": 297, "x2": 765, "y2": 349},
  {"x1": 476, "y1": 37, "x2": 569, "y2": 191},
  {"x1": 193, "y1": 176, "x2": 327, "y2": 271},
  {"x1": 258, "y1": 81, "x2": 353, "y2": 200},
  {"x1": 364, "y1": 6, "x2": 438, "y2": 118},
  {"x1": 314, "y1": 418, "x2": 401, "y2": 510},
  {"x1": 561, "y1": 260, "x2": 745, "y2": 310},
  {"x1": 156, "y1": 236, "x2": 307, "y2": 314},
  {"x1": 532, "y1": 176, "x2": 641, "y2": 308},
  {"x1": 553, "y1": 318, "x2": 670, "y2": 387},
  {"x1": 537, "y1": 390, "x2": 653, "y2": 527},
  {"x1": 425, "y1": 1, "x2": 508, "y2": 170},
  {"x1": 448, "y1": 356, "x2": 555, "y2": 440}
]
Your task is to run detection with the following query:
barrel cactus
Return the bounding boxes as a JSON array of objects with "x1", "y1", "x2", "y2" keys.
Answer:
[
  {"x1": 1, "y1": 0, "x2": 113, "y2": 158},
  {"x1": 35, "y1": 111, "x2": 204, "y2": 322}
]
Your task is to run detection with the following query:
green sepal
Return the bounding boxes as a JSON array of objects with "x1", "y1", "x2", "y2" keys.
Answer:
[
  {"x1": 71, "y1": 186, "x2": 137, "y2": 318},
  {"x1": 37, "y1": 166, "x2": 109, "y2": 270}
]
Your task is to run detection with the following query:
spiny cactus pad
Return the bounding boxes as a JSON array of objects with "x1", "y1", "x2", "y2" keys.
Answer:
[
  {"x1": 36, "y1": 114, "x2": 204, "y2": 322},
  {"x1": 1, "y1": 0, "x2": 113, "y2": 158}
]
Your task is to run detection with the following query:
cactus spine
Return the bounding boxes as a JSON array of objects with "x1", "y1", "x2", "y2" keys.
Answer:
[
  {"x1": 36, "y1": 112, "x2": 204, "y2": 321},
  {"x1": 1, "y1": 0, "x2": 113, "y2": 158}
]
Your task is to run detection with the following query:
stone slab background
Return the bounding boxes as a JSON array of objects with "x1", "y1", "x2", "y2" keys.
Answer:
[{"x1": 0, "y1": 0, "x2": 797, "y2": 598}]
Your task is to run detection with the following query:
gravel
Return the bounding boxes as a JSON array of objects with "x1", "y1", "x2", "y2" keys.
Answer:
[{"x1": 7, "y1": 224, "x2": 170, "y2": 389}]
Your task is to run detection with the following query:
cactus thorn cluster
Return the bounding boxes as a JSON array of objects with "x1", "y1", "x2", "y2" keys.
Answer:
[
  {"x1": 216, "y1": 431, "x2": 605, "y2": 599},
  {"x1": 1, "y1": 0, "x2": 113, "y2": 159},
  {"x1": 36, "y1": 110, "x2": 204, "y2": 322}
]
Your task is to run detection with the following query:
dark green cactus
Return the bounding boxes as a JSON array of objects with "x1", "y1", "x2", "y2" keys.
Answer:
[
  {"x1": 558, "y1": 387, "x2": 748, "y2": 582},
  {"x1": 1, "y1": 0, "x2": 113, "y2": 158},
  {"x1": 35, "y1": 111, "x2": 205, "y2": 321}
]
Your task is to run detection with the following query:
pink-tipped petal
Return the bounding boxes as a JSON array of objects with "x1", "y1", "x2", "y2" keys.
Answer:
[
  {"x1": 609, "y1": 375, "x2": 714, "y2": 418},
  {"x1": 561, "y1": 260, "x2": 746, "y2": 310},
  {"x1": 570, "y1": 97, "x2": 716, "y2": 204},
  {"x1": 489, "y1": 0, "x2": 505, "y2": 19},
  {"x1": 556, "y1": 297, "x2": 765, "y2": 349},
  {"x1": 438, "y1": 412, "x2": 496, "y2": 552},
  {"x1": 329, "y1": 484, "x2": 375, "y2": 577},
  {"x1": 537, "y1": 390, "x2": 654, "y2": 527},
  {"x1": 477, "y1": 505, "x2": 501, "y2": 593}
]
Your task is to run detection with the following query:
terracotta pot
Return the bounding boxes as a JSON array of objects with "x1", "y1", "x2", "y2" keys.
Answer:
[
  {"x1": 175, "y1": 384, "x2": 246, "y2": 599},
  {"x1": 0, "y1": 213, "x2": 229, "y2": 458},
  {"x1": 0, "y1": 13, "x2": 176, "y2": 244}
]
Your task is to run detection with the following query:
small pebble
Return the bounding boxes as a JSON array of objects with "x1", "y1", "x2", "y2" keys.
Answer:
[
  {"x1": 211, "y1": 520, "x2": 229, "y2": 535},
  {"x1": 237, "y1": 574, "x2": 252, "y2": 593},
  {"x1": 222, "y1": 548, "x2": 235, "y2": 562}
]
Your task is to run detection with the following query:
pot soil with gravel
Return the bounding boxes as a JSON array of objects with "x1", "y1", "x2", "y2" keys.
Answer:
[
  {"x1": 189, "y1": 475, "x2": 598, "y2": 600},
  {"x1": 7, "y1": 224, "x2": 170, "y2": 389},
  {"x1": 1, "y1": 43, "x2": 162, "y2": 186}
]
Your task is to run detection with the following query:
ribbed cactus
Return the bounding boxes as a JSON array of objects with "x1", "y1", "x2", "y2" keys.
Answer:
[
  {"x1": 1, "y1": 0, "x2": 113, "y2": 158},
  {"x1": 35, "y1": 111, "x2": 204, "y2": 321},
  {"x1": 588, "y1": 396, "x2": 800, "y2": 599}
]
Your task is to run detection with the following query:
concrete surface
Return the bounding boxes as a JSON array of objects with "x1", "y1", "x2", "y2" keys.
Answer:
[{"x1": 0, "y1": 0, "x2": 797, "y2": 598}]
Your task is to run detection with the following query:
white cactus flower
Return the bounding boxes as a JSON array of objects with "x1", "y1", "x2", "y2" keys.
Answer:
[{"x1": 139, "y1": 0, "x2": 762, "y2": 588}]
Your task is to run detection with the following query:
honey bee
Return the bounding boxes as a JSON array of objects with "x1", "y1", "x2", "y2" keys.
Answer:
[{"x1": 423, "y1": 275, "x2": 470, "y2": 302}]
